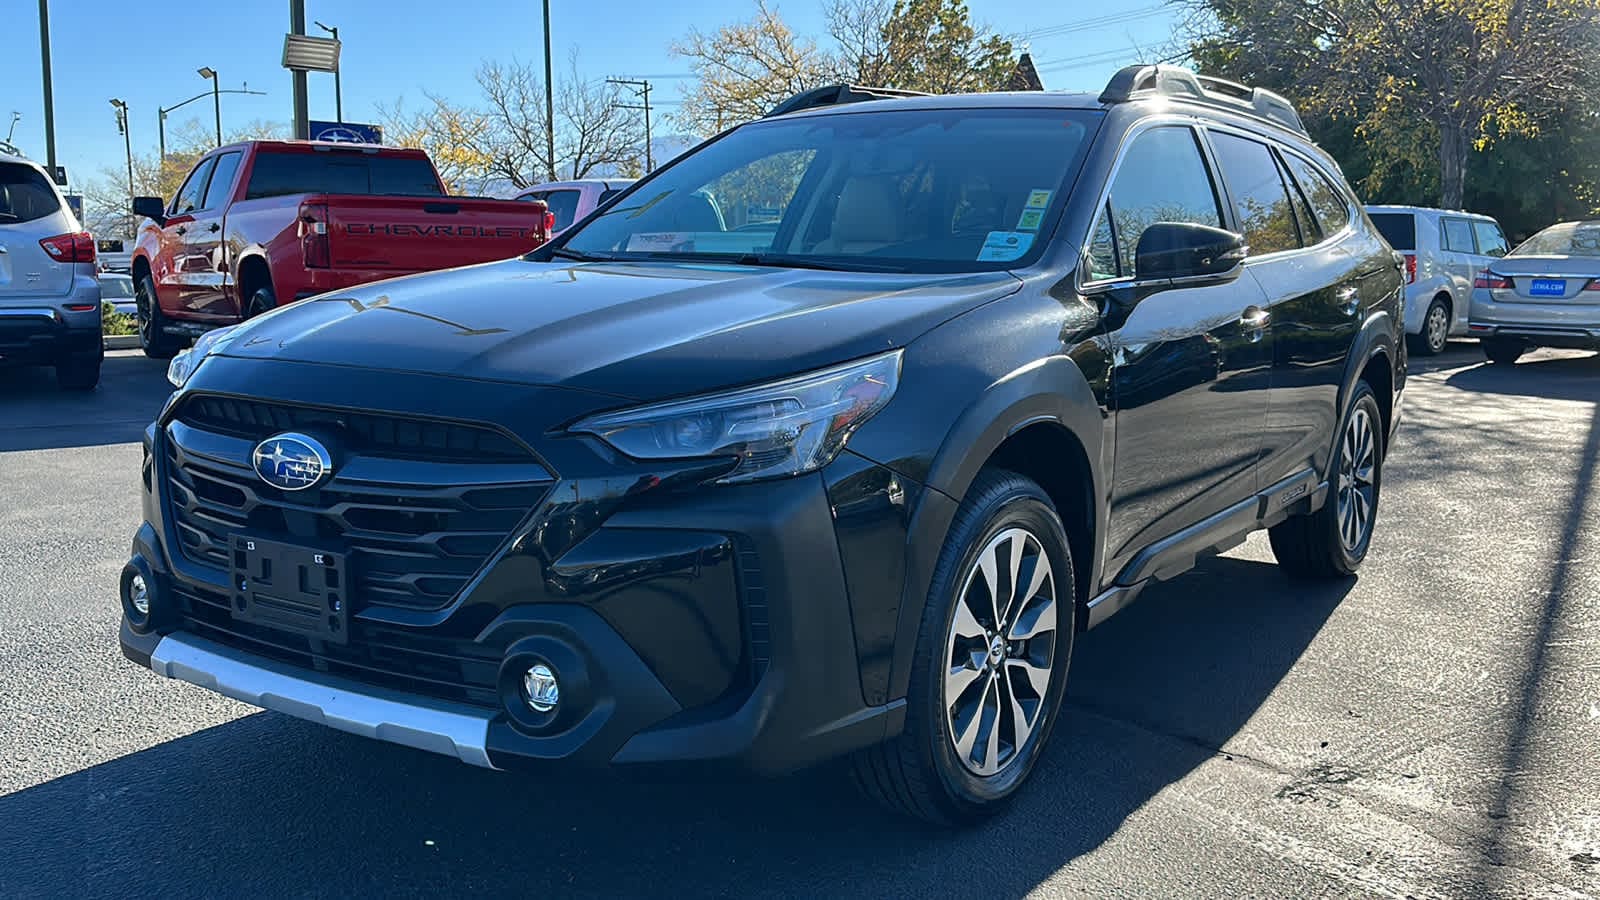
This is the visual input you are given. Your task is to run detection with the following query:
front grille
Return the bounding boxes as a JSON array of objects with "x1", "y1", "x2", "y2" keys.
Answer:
[
  {"x1": 179, "y1": 395, "x2": 529, "y2": 463},
  {"x1": 174, "y1": 584, "x2": 503, "y2": 708},
  {"x1": 164, "y1": 396, "x2": 552, "y2": 612}
]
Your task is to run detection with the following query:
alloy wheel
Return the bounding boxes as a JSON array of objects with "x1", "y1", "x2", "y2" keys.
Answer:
[
  {"x1": 1426, "y1": 305, "x2": 1449, "y2": 353},
  {"x1": 136, "y1": 283, "x2": 155, "y2": 344},
  {"x1": 1336, "y1": 406, "x2": 1377, "y2": 552},
  {"x1": 944, "y1": 527, "x2": 1058, "y2": 777}
]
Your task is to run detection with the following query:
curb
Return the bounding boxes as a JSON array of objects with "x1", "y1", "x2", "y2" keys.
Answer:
[{"x1": 104, "y1": 334, "x2": 141, "y2": 350}]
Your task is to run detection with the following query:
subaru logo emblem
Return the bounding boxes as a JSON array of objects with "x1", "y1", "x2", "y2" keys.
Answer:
[{"x1": 251, "y1": 432, "x2": 332, "y2": 491}]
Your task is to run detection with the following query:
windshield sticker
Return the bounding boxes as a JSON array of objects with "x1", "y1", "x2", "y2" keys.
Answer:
[
  {"x1": 978, "y1": 231, "x2": 1034, "y2": 262},
  {"x1": 1024, "y1": 189, "x2": 1053, "y2": 210},
  {"x1": 1016, "y1": 209, "x2": 1045, "y2": 232},
  {"x1": 625, "y1": 232, "x2": 696, "y2": 252}
]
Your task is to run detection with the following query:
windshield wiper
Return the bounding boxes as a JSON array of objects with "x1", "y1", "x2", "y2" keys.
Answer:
[{"x1": 549, "y1": 247, "x2": 617, "y2": 263}]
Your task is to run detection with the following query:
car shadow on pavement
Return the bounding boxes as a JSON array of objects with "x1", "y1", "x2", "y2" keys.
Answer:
[
  {"x1": 0, "y1": 352, "x2": 172, "y2": 452},
  {"x1": 1444, "y1": 350, "x2": 1600, "y2": 403},
  {"x1": 0, "y1": 555, "x2": 1350, "y2": 899}
]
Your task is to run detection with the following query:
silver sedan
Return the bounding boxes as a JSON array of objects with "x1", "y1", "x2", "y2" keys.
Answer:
[{"x1": 1469, "y1": 220, "x2": 1600, "y2": 364}]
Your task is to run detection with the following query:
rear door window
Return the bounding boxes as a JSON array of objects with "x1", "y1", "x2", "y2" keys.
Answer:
[
  {"x1": 1441, "y1": 217, "x2": 1477, "y2": 253},
  {"x1": 1368, "y1": 213, "x2": 1416, "y2": 251},
  {"x1": 1087, "y1": 125, "x2": 1223, "y2": 280},
  {"x1": 0, "y1": 162, "x2": 62, "y2": 223},
  {"x1": 1281, "y1": 153, "x2": 1351, "y2": 238},
  {"x1": 1472, "y1": 220, "x2": 1508, "y2": 257},
  {"x1": 1208, "y1": 131, "x2": 1300, "y2": 255}
]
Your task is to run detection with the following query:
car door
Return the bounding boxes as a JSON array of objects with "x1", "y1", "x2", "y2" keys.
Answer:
[
  {"x1": 1224, "y1": 139, "x2": 1365, "y2": 488},
  {"x1": 154, "y1": 156, "x2": 217, "y2": 315},
  {"x1": 187, "y1": 150, "x2": 243, "y2": 318},
  {"x1": 1439, "y1": 215, "x2": 1481, "y2": 311},
  {"x1": 1090, "y1": 123, "x2": 1274, "y2": 573}
]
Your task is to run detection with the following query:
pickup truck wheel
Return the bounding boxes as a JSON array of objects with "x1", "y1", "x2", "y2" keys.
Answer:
[
  {"x1": 1269, "y1": 381, "x2": 1384, "y2": 579},
  {"x1": 1482, "y1": 337, "x2": 1525, "y2": 365},
  {"x1": 1407, "y1": 298, "x2": 1451, "y2": 356},
  {"x1": 135, "y1": 274, "x2": 182, "y2": 360},
  {"x1": 247, "y1": 285, "x2": 277, "y2": 318},
  {"x1": 55, "y1": 356, "x2": 101, "y2": 391},
  {"x1": 851, "y1": 469, "x2": 1075, "y2": 825}
]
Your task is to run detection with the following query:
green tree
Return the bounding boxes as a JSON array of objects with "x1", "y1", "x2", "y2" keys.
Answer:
[{"x1": 1186, "y1": 0, "x2": 1600, "y2": 209}]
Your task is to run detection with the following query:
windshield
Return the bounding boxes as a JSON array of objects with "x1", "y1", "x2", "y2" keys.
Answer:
[
  {"x1": 1512, "y1": 221, "x2": 1600, "y2": 258},
  {"x1": 560, "y1": 107, "x2": 1099, "y2": 272}
]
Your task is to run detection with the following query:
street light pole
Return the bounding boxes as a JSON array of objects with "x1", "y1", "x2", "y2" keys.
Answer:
[
  {"x1": 38, "y1": 0, "x2": 57, "y2": 171},
  {"x1": 542, "y1": 0, "x2": 556, "y2": 181},
  {"x1": 290, "y1": 0, "x2": 310, "y2": 140},
  {"x1": 158, "y1": 110, "x2": 166, "y2": 160},
  {"x1": 198, "y1": 67, "x2": 221, "y2": 146},
  {"x1": 110, "y1": 100, "x2": 133, "y2": 214},
  {"x1": 315, "y1": 21, "x2": 342, "y2": 122}
]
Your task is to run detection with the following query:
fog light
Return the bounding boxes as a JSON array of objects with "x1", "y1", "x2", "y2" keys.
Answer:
[
  {"x1": 129, "y1": 573, "x2": 150, "y2": 616},
  {"x1": 522, "y1": 663, "x2": 559, "y2": 713}
]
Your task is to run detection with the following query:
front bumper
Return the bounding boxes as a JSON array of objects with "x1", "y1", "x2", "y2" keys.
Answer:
[{"x1": 121, "y1": 358, "x2": 914, "y2": 774}]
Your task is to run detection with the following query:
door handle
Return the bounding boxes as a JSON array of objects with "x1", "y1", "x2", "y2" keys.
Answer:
[
  {"x1": 207, "y1": 223, "x2": 220, "y2": 233},
  {"x1": 1239, "y1": 306, "x2": 1270, "y2": 342},
  {"x1": 175, "y1": 226, "x2": 187, "y2": 236}
]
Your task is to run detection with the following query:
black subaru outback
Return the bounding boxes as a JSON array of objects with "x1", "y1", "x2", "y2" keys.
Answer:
[{"x1": 120, "y1": 65, "x2": 1404, "y2": 825}]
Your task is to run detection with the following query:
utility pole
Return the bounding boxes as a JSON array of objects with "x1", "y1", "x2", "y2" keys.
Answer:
[
  {"x1": 607, "y1": 78, "x2": 654, "y2": 173},
  {"x1": 290, "y1": 0, "x2": 310, "y2": 139},
  {"x1": 38, "y1": 0, "x2": 57, "y2": 171},
  {"x1": 110, "y1": 100, "x2": 133, "y2": 214},
  {"x1": 542, "y1": 0, "x2": 556, "y2": 181},
  {"x1": 314, "y1": 21, "x2": 342, "y2": 122}
]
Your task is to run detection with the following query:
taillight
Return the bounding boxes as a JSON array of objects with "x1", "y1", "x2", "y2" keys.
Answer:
[
  {"x1": 1402, "y1": 253, "x2": 1417, "y2": 284},
  {"x1": 1474, "y1": 271, "x2": 1511, "y2": 290},
  {"x1": 544, "y1": 211, "x2": 556, "y2": 234},
  {"x1": 1585, "y1": 279, "x2": 1600, "y2": 292},
  {"x1": 299, "y1": 202, "x2": 330, "y2": 268},
  {"x1": 39, "y1": 231, "x2": 96, "y2": 264}
]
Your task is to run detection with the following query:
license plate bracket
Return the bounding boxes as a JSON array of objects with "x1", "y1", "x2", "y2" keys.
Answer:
[
  {"x1": 1529, "y1": 278, "x2": 1566, "y2": 297},
  {"x1": 231, "y1": 536, "x2": 349, "y2": 643}
]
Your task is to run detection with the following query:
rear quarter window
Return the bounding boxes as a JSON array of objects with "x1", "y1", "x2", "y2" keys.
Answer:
[
  {"x1": 0, "y1": 162, "x2": 63, "y2": 223},
  {"x1": 1368, "y1": 213, "x2": 1416, "y2": 251}
]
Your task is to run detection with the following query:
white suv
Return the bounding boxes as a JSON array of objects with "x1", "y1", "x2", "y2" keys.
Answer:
[
  {"x1": 0, "y1": 152, "x2": 102, "y2": 389},
  {"x1": 1366, "y1": 205, "x2": 1509, "y2": 356}
]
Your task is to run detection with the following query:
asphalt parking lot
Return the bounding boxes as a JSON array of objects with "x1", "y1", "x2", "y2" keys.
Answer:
[{"x1": 1, "y1": 345, "x2": 1597, "y2": 898}]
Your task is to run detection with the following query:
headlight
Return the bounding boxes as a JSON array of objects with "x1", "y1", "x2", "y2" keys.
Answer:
[
  {"x1": 572, "y1": 350, "x2": 902, "y2": 483},
  {"x1": 166, "y1": 324, "x2": 240, "y2": 388}
]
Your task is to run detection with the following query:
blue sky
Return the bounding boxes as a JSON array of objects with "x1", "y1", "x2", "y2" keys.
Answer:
[{"x1": 4, "y1": 0, "x2": 1180, "y2": 196}]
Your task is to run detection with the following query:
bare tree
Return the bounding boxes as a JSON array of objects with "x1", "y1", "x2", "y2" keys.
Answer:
[
  {"x1": 672, "y1": 0, "x2": 835, "y2": 135},
  {"x1": 476, "y1": 54, "x2": 647, "y2": 185},
  {"x1": 377, "y1": 94, "x2": 497, "y2": 193}
]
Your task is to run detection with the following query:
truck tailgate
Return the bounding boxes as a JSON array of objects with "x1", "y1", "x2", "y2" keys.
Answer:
[{"x1": 316, "y1": 195, "x2": 547, "y2": 271}]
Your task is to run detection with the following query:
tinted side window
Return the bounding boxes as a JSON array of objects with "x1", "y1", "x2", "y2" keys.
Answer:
[
  {"x1": 245, "y1": 152, "x2": 445, "y2": 200},
  {"x1": 1281, "y1": 154, "x2": 1321, "y2": 245},
  {"x1": 0, "y1": 162, "x2": 62, "y2": 223},
  {"x1": 202, "y1": 152, "x2": 243, "y2": 210},
  {"x1": 172, "y1": 157, "x2": 217, "y2": 215},
  {"x1": 1472, "y1": 220, "x2": 1508, "y2": 257},
  {"x1": 542, "y1": 190, "x2": 582, "y2": 231},
  {"x1": 1368, "y1": 213, "x2": 1416, "y2": 250},
  {"x1": 1209, "y1": 132, "x2": 1299, "y2": 255},
  {"x1": 1442, "y1": 218, "x2": 1476, "y2": 253},
  {"x1": 1088, "y1": 126, "x2": 1223, "y2": 279},
  {"x1": 1282, "y1": 153, "x2": 1350, "y2": 236}
]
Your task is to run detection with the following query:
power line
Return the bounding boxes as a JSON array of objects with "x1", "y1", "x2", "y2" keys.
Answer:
[
  {"x1": 607, "y1": 77, "x2": 654, "y2": 172},
  {"x1": 1020, "y1": 6, "x2": 1168, "y2": 41}
]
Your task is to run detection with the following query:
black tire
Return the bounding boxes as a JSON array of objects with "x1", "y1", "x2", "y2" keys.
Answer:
[
  {"x1": 246, "y1": 285, "x2": 277, "y2": 319},
  {"x1": 851, "y1": 468, "x2": 1076, "y2": 825},
  {"x1": 1269, "y1": 381, "x2": 1384, "y2": 579},
  {"x1": 1407, "y1": 297, "x2": 1451, "y2": 356},
  {"x1": 135, "y1": 273, "x2": 181, "y2": 360},
  {"x1": 1482, "y1": 337, "x2": 1525, "y2": 366},
  {"x1": 55, "y1": 357, "x2": 101, "y2": 391}
]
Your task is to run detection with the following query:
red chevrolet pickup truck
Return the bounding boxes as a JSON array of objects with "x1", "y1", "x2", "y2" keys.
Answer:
[{"x1": 130, "y1": 140, "x2": 550, "y2": 358}]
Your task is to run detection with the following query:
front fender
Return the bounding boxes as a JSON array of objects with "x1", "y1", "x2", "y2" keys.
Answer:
[{"x1": 1333, "y1": 308, "x2": 1404, "y2": 473}]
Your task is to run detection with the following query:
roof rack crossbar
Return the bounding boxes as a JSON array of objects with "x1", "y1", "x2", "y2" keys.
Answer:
[
  {"x1": 763, "y1": 84, "x2": 932, "y2": 119},
  {"x1": 1099, "y1": 64, "x2": 1307, "y2": 136}
]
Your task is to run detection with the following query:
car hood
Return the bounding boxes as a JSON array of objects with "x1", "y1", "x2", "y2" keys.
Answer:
[{"x1": 217, "y1": 258, "x2": 1022, "y2": 400}]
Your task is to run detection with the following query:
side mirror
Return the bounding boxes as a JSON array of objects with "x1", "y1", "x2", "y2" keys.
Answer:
[
  {"x1": 132, "y1": 196, "x2": 167, "y2": 226},
  {"x1": 1134, "y1": 222, "x2": 1246, "y2": 283}
]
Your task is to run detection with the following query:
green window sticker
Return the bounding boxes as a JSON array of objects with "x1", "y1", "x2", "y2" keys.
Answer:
[
  {"x1": 1016, "y1": 209, "x2": 1045, "y2": 231},
  {"x1": 1025, "y1": 189, "x2": 1053, "y2": 210},
  {"x1": 978, "y1": 231, "x2": 1035, "y2": 262}
]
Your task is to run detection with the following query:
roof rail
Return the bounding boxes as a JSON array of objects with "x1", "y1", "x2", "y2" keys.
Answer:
[
  {"x1": 763, "y1": 84, "x2": 932, "y2": 119},
  {"x1": 1099, "y1": 64, "x2": 1307, "y2": 136}
]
